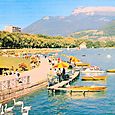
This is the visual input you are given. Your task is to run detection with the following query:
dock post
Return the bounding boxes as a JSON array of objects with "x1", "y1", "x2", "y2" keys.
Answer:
[
  {"x1": 53, "y1": 89, "x2": 56, "y2": 95},
  {"x1": 83, "y1": 91, "x2": 86, "y2": 96},
  {"x1": 51, "y1": 89, "x2": 54, "y2": 94},
  {"x1": 47, "y1": 89, "x2": 50, "y2": 96},
  {"x1": 70, "y1": 90, "x2": 72, "y2": 96}
]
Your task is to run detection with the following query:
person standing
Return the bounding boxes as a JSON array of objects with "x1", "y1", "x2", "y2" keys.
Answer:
[
  {"x1": 57, "y1": 68, "x2": 62, "y2": 82},
  {"x1": 15, "y1": 69, "x2": 20, "y2": 81},
  {"x1": 62, "y1": 68, "x2": 66, "y2": 80},
  {"x1": 57, "y1": 58, "x2": 61, "y2": 63}
]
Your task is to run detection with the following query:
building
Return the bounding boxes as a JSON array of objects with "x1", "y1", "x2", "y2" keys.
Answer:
[
  {"x1": 79, "y1": 42, "x2": 87, "y2": 49},
  {"x1": 4, "y1": 25, "x2": 21, "y2": 33}
]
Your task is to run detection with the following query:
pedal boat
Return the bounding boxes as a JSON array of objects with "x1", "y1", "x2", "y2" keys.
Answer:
[
  {"x1": 82, "y1": 76, "x2": 107, "y2": 81},
  {"x1": 106, "y1": 69, "x2": 115, "y2": 73},
  {"x1": 67, "y1": 86, "x2": 106, "y2": 92}
]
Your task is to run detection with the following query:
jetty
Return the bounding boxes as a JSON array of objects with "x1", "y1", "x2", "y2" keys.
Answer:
[
  {"x1": 47, "y1": 71, "x2": 80, "y2": 91},
  {"x1": 47, "y1": 70, "x2": 107, "y2": 95}
]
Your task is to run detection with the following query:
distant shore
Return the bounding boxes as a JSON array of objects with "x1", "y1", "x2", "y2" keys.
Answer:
[{"x1": 0, "y1": 48, "x2": 62, "y2": 55}]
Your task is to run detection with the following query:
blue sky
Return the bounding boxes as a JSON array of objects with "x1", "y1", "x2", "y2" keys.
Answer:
[{"x1": 0, "y1": 0, "x2": 115, "y2": 30}]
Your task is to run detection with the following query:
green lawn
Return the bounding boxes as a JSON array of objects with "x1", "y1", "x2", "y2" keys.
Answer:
[{"x1": 0, "y1": 56, "x2": 30, "y2": 72}]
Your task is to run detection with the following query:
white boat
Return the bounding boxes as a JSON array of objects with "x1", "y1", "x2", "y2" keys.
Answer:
[
  {"x1": 81, "y1": 66, "x2": 105, "y2": 73},
  {"x1": 81, "y1": 70, "x2": 105, "y2": 73}
]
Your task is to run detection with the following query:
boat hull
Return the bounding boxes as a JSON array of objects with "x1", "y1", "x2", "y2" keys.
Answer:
[
  {"x1": 106, "y1": 69, "x2": 115, "y2": 73},
  {"x1": 76, "y1": 63, "x2": 90, "y2": 67},
  {"x1": 81, "y1": 70, "x2": 105, "y2": 73},
  {"x1": 67, "y1": 86, "x2": 106, "y2": 92},
  {"x1": 82, "y1": 76, "x2": 107, "y2": 81}
]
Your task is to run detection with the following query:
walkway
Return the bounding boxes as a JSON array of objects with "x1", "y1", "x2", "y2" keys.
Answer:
[
  {"x1": 0, "y1": 57, "x2": 51, "y2": 103},
  {"x1": 0, "y1": 57, "x2": 50, "y2": 84},
  {"x1": 21, "y1": 57, "x2": 51, "y2": 85}
]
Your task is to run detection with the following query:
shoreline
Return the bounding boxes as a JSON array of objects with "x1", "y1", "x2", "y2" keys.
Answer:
[{"x1": 0, "y1": 48, "x2": 62, "y2": 55}]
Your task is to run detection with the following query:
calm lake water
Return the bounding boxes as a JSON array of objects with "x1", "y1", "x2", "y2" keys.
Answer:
[{"x1": 9, "y1": 48, "x2": 115, "y2": 115}]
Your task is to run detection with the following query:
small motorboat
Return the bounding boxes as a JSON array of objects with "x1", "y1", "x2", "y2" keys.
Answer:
[
  {"x1": 81, "y1": 70, "x2": 105, "y2": 73},
  {"x1": 67, "y1": 86, "x2": 107, "y2": 92},
  {"x1": 82, "y1": 76, "x2": 107, "y2": 81},
  {"x1": 106, "y1": 69, "x2": 115, "y2": 73},
  {"x1": 81, "y1": 66, "x2": 105, "y2": 73}
]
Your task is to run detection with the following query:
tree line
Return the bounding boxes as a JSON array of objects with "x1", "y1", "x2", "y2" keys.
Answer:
[{"x1": 0, "y1": 31, "x2": 115, "y2": 49}]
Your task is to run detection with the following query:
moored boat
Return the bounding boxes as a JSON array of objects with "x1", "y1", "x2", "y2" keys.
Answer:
[
  {"x1": 76, "y1": 63, "x2": 90, "y2": 67},
  {"x1": 106, "y1": 69, "x2": 115, "y2": 73},
  {"x1": 67, "y1": 86, "x2": 106, "y2": 92},
  {"x1": 81, "y1": 70, "x2": 105, "y2": 73},
  {"x1": 81, "y1": 66, "x2": 105, "y2": 73},
  {"x1": 82, "y1": 76, "x2": 107, "y2": 81}
]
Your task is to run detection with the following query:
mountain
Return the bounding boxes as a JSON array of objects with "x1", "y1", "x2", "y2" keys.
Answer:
[
  {"x1": 69, "y1": 21, "x2": 115, "y2": 41},
  {"x1": 23, "y1": 7, "x2": 115, "y2": 36},
  {"x1": 69, "y1": 30, "x2": 104, "y2": 39},
  {"x1": 101, "y1": 20, "x2": 115, "y2": 36}
]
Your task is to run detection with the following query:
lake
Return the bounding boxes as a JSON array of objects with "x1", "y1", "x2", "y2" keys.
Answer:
[{"x1": 9, "y1": 48, "x2": 115, "y2": 115}]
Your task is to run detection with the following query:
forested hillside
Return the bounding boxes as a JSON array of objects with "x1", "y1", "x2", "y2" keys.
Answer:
[{"x1": 0, "y1": 31, "x2": 115, "y2": 49}]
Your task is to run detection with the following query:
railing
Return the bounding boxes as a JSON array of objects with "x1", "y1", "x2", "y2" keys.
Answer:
[{"x1": 0, "y1": 75, "x2": 30, "y2": 102}]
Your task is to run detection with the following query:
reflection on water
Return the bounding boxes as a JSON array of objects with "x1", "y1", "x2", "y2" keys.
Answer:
[
  {"x1": 48, "y1": 88, "x2": 106, "y2": 100},
  {"x1": 66, "y1": 91, "x2": 106, "y2": 99}
]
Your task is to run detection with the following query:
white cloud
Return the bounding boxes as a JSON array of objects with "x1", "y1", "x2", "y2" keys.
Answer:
[
  {"x1": 72, "y1": 6, "x2": 115, "y2": 15},
  {"x1": 43, "y1": 16, "x2": 50, "y2": 20}
]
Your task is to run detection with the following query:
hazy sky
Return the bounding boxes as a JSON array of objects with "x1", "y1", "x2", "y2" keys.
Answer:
[{"x1": 0, "y1": 0, "x2": 115, "y2": 30}]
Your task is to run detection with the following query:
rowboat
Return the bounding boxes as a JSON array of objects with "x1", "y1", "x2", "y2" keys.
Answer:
[
  {"x1": 106, "y1": 69, "x2": 115, "y2": 73},
  {"x1": 67, "y1": 86, "x2": 106, "y2": 92},
  {"x1": 82, "y1": 76, "x2": 107, "y2": 81}
]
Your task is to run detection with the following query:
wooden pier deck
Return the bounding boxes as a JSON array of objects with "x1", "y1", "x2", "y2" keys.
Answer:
[
  {"x1": 47, "y1": 71, "x2": 80, "y2": 90},
  {"x1": 47, "y1": 70, "x2": 106, "y2": 94}
]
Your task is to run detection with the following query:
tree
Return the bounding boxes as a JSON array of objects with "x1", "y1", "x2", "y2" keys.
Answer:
[
  {"x1": 105, "y1": 41, "x2": 115, "y2": 47},
  {"x1": 86, "y1": 40, "x2": 94, "y2": 48},
  {"x1": 93, "y1": 41, "x2": 101, "y2": 48}
]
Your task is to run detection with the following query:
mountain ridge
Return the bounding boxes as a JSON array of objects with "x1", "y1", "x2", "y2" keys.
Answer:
[{"x1": 23, "y1": 6, "x2": 115, "y2": 36}]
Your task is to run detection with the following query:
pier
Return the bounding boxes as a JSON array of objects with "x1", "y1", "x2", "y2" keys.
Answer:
[
  {"x1": 47, "y1": 71, "x2": 80, "y2": 91},
  {"x1": 47, "y1": 70, "x2": 106, "y2": 95}
]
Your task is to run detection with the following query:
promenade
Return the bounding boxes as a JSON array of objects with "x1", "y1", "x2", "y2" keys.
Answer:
[
  {"x1": 21, "y1": 57, "x2": 50, "y2": 84},
  {"x1": 0, "y1": 56, "x2": 51, "y2": 103},
  {"x1": 0, "y1": 57, "x2": 50, "y2": 83}
]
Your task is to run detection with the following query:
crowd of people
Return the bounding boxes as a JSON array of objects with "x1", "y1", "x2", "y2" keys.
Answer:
[{"x1": 2, "y1": 67, "x2": 22, "y2": 83}]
